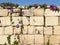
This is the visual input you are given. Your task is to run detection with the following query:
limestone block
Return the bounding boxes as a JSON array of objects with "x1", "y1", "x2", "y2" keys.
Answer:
[
  {"x1": 58, "y1": 17, "x2": 60, "y2": 25},
  {"x1": 44, "y1": 27, "x2": 52, "y2": 35},
  {"x1": 27, "y1": 35, "x2": 34, "y2": 44},
  {"x1": 30, "y1": 16, "x2": 44, "y2": 25},
  {"x1": 14, "y1": 26, "x2": 21, "y2": 34},
  {"x1": 23, "y1": 26, "x2": 28, "y2": 34},
  {"x1": 20, "y1": 35, "x2": 28, "y2": 44},
  {"x1": 54, "y1": 26, "x2": 60, "y2": 34},
  {"x1": 34, "y1": 26, "x2": 43, "y2": 34},
  {"x1": 12, "y1": 13, "x2": 20, "y2": 16},
  {"x1": 12, "y1": 17, "x2": 22, "y2": 26},
  {"x1": 22, "y1": 9, "x2": 33, "y2": 16},
  {"x1": 50, "y1": 35, "x2": 60, "y2": 44},
  {"x1": 35, "y1": 35, "x2": 44, "y2": 44},
  {"x1": 1, "y1": 17, "x2": 11, "y2": 26},
  {"x1": 0, "y1": 17, "x2": 2, "y2": 26},
  {"x1": 5, "y1": 26, "x2": 13, "y2": 35},
  {"x1": 45, "y1": 9, "x2": 60, "y2": 16},
  {"x1": 27, "y1": 26, "x2": 35, "y2": 34},
  {"x1": 0, "y1": 27, "x2": 4, "y2": 35},
  {"x1": 45, "y1": 17, "x2": 58, "y2": 26},
  {"x1": 0, "y1": 35, "x2": 8, "y2": 44},
  {"x1": 10, "y1": 35, "x2": 14, "y2": 44},
  {"x1": 45, "y1": 35, "x2": 51, "y2": 44},
  {"x1": 22, "y1": 17, "x2": 30, "y2": 25},
  {"x1": 35, "y1": 43, "x2": 43, "y2": 45},
  {"x1": 33, "y1": 8, "x2": 44, "y2": 16},
  {"x1": 52, "y1": 43, "x2": 59, "y2": 45},
  {"x1": 0, "y1": 9, "x2": 8, "y2": 16}
]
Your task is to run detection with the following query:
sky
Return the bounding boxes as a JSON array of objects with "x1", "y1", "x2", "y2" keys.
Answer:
[{"x1": 0, "y1": 0, "x2": 60, "y2": 6}]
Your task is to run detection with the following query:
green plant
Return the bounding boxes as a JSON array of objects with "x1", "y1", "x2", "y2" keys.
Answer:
[
  {"x1": 46, "y1": 39, "x2": 50, "y2": 45},
  {"x1": 40, "y1": 4, "x2": 47, "y2": 11},
  {"x1": 3, "y1": 43, "x2": 7, "y2": 45},
  {"x1": 7, "y1": 35, "x2": 11, "y2": 44},
  {"x1": 13, "y1": 40, "x2": 18, "y2": 45}
]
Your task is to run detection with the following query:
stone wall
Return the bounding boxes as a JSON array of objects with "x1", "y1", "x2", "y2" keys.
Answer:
[{"x1": 0, "y1": 8, "x2": 60, "y2": 45}]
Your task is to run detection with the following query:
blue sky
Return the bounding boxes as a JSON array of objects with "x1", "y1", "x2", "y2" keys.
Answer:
[{"x1": 0, "y1": 0, "x2": 60, "y2": 6}]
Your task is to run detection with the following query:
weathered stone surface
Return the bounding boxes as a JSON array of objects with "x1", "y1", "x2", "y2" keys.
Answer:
[
  {"x1": 33, "y1": 9, "x2": 44, "y2": 16},
  {"x1": 22, "y1": 9, "x2": 33, "y2": 16},
  {"x1": 0, "y1": 27, "x2": 4, "y2": 35},
  {"x1": 27, "y1": 35, "x2": 34, "y2": 44},
  {"x1": 0, "y1": 9, "x2": 8, "y2": 16},
  {"x1": 35, "y1": 35, "x2": 44, "y2": 44},
  {"x1": 1, "y1": 17, "x2": 11, "y2": 26},
  {"x1": 45, "y1": 17, "x2": 58, "y2": 26},
  {"x1": 34, "y1": 26, "x2": 43, "y2": 34},
  {"x1": 12, "y1": 17, "x2": 22, "y2": 26},
  {"x1": 0, "y1": 35, "x2": 8, "y2": 44},
  {"x1": 54, "y1": 26, "x2": 60, "y2": 34},
  {"x1": 44, "y1": 27, "x2": 52, "y2": 35},
  {"x1": 45, "y1": 9, "x2": 60, "y2": 16},
  {"x1": 5, "y1": 26, "x2": 13, "y2": 35},
  {"x1": 22, "y1": 17, "x2": 30, "y2": 25},
  {"x1": 30, "y1": 16, "x2": 44, "y2": 25},
  {"x1": 50, "y1": 35, "x2": 60, "y2": 44},
  {"x1": 14, "y1": 26, "x2": 21, "y2": 34}
]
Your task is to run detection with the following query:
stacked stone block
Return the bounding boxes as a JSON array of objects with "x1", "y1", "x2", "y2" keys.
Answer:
[{"x1": 0, "y1": 8, "x2": 60, "y2": 45}]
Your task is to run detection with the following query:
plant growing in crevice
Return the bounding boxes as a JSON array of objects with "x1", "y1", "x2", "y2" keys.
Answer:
[
  {"x1": 46, "y1": 39, "x2": 50, "y2": 45},
  {"x1": 50, "y1": 5, "x2": 59, "y2": 12},
  {"x1": 7, "y1": 35, "x2": 11, "y2": 45},
  {"x1": 3, "y1": 43, "x2": 7, "y2": 45},
  {"x1": 40, "y1": 4, "x2": 47, "y2": 11},
  {"x1": 13, "y1": 40, "x2": 19, "y2": 45},
  {"x1": 20, "y1": 20, "x2": 23, "y2": 34}
]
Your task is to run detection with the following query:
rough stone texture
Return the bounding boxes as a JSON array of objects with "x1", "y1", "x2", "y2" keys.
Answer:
[
  {"x1": 0, "y1": 8, "x2": 60, "y2": 45},
  {"x1": 30, "y1": 16, "x2": 44, "y2": 25},
  {"x1": 0, "y1": 27, "x2": 4, "y2": 35},
  {"x1": 44, "y1": 27, "x2": 52, "y2": 35},
  {"x1": 33, "y1": 9, "x2": 44, "y2": 16},
  {"x1": 4, "y1": 26, "x2": 13, "y2": 35},
  {"x1": 0, "y1": 9, "x2": 8, "y2": 16},
  {"x1": 45, "y1": 9, "x2": 60, "y2": 16},
  {"x1": 45, "y1": 17, "x2": 58, "y2": 26},
  {"x1": 54, "y1": 26, "x2": 60, "y2": 35}
]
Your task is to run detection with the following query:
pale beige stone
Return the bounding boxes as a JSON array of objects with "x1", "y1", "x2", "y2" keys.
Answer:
[
  {"x1": 27, "y1": 26, "x2": 35, "y2": 34},
  {"x1": 54, "y1": 26, "x2": 60, "y2": 34},
  {"x1": 30, "y1": 16, "x2": 44, "y2": 25},
  {"x1": 0, "y1": 9, "x2": 8, "y2": 16},
  {"x1": 22, "y1": 9, "x2": 33, "y2": 16},
  {"x1": 12, "y1": 13, "x2": 20, "y2": 16},
  {"x1": 35, "y1": 35, "x2": 44, "y2": 44},
  {"x1": 0, "y1": 27, "x2": 4, "y2": 35},
  {"x1": 0, "y1": 17, "x2": 2, "y2": 26},
  {"x1": 23, "y1": 26, "x2": 28, "y2": 34},
  {"x1": 44, "y1": 27, "x2": 52, "y2": 35},
  {"x1": 5, "y1": 26, "x2": 13, "y2": 35},
  {"x1": 50, "y1": 35, "x2": 60, "y2": 44},
  {"x1": 14, "y1": 27, "x2": 21, "y2": 34},
  {"x1": 34, "y1": 26, "x2": 43, "y2": 34},
  {"x1": 0, "y1": 35, "x2": 8, "y2": 44},
  {"x1": 45, "y1": 17, "x2": 58, "y2": 26},
  {"x1": 33, "y1": 8, "x2": 44, "y2": 16},
  {"x1": 27, "y1": 35, "x2": 34, "y2": 44},
  {"x1": 20, "y1": 35, "x2": 28, "y2": 44},
  {"x1": 45, "y1": 9, "x2": 60, "y2": 16},
  {"x1": 45, "y1": 35, "x2": 51, "y2": 44},
  {"x1": 1, "y1": 17, "x2": 11, "y2": 26},
  {"x1": 12, "y1": 17, "x2": 22, "y2": 26},
  {"x1": 22, "y1": 17, "x2": 30, "y2": 25},
  {"x1": 10, "y1": 35, "x2": 14, "y2": 44}
]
